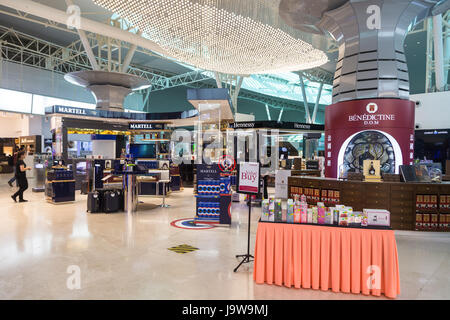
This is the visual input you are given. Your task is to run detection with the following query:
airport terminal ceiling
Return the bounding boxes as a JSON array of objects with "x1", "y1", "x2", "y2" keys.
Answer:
[{"x1": 0, "y1": 0, "x2": 447, "y2": 122}]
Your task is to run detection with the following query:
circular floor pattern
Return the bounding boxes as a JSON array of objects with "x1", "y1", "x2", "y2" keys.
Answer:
[{"x1": 170, "y1": 218, "x2": 215, "y2": 230}]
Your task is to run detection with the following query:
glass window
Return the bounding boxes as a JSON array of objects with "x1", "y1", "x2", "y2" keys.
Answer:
[
  {"x1": 32, "y1": 95, "x2": 96, "y2": 115},
  {"x1": 0, "y1": 88, "x2": 32, "y2": 113}
]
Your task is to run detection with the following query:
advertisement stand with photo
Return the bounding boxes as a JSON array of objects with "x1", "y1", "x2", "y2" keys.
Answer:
[{"x1": 234, "y1": 162, "x2": 260, "y2": 272}]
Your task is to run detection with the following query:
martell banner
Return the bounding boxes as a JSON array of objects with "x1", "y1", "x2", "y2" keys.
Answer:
[{"x1": 325, "y1": 98, "x2": 415, "y2": 178}]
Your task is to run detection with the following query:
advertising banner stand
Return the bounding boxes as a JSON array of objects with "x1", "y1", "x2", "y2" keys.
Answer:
[{"x1": 234, "y1": 162, "x2": 260, "y2": 272}]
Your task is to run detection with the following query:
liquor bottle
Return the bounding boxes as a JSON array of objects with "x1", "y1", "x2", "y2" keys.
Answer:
[{"x1": 369, "y1": 161, "x2": 375, "y2": 175}]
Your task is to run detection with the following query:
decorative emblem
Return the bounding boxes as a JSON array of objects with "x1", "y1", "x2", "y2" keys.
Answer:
[{"x1": 366, "y1": 103, "x2": 378, "y2": 114}]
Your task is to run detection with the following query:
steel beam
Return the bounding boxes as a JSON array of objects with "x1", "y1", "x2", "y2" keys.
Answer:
[
  {"x1": 312, "y1": 82, "x2": 323, "y2": 124},
  {"x1": 0, "y1": 0, "x2": 172, "y2": 58},
  {"x1": 433, "y1": 14, "x2": 445, "y2": 91},
  {"x1": 299, "y1": 74, "x2": 312, "y2": 124}
]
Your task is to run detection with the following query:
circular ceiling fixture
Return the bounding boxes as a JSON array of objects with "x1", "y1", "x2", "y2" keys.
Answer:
[{"x1": 93, "y1": 0, "x2": 328, "y2": 75}]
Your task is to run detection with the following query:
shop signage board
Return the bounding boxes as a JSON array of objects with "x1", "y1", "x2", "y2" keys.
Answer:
[
  {"x1": 237, "y1": 162, "x2": 260, "y2": 194},
  {"x1": 196, "y1": 164, "x2": 220, "y2": 180},
  {"x1": 129, "y1": 123, "x2": 166, "y2": 130},
  {"x1": 325, "y1": 98, "x2": 415, "y2": 178},
  {"x1": 19, "y1": 136, "x2": 36, "y2": 144},
  {"x1": 45, "y1": 105, "x2": 194, "y2": 121},
  {"x1": 229, "y1": 121, "x2": 324, "y2": 131}
]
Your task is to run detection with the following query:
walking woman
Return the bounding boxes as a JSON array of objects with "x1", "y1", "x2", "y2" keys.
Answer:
[{"x1": 11, "y1": 152, "x2": 31, "y2": 203}]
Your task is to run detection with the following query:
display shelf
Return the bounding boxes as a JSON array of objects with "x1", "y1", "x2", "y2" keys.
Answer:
[{"x1": 288, "y1": 176, "x2": 450, "y2": 231}]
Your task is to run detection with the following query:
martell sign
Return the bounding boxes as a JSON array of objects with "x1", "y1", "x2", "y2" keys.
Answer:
[
  {"x1": 56, "y1": 106, "x2": 88, "y2": 115},
  {"x1": 129, "y1": 123, "x2": 165, "y2": 130}
]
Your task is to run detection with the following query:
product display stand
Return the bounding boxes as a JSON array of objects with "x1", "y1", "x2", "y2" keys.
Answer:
[{"x1": 234, "y1": 199, "x2": 254, "y2": 272}]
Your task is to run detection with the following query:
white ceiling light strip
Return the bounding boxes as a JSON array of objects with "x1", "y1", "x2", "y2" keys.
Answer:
[{"x1": 93, "y1": 0, "x2": 328, "y2": 75}]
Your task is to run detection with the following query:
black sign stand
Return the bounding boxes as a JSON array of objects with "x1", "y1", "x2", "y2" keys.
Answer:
[
  {"x1": 234, "y1": 197, "x2": 254, "y2": 272},
  {"x1": 234, "y1": 162, "x2": 260, "y2": 273}
]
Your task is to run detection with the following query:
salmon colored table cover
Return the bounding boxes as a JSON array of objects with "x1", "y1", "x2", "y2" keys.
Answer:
[{"x1": 253, "y1": 222, "x2": 400, "y2": 298}]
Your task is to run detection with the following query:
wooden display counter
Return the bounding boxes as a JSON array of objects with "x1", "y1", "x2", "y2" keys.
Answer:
[{"x1": 288, "y1": 176, "x2": 450, "y2": 231}]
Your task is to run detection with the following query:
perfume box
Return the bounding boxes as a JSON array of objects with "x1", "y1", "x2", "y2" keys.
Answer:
[
  {"x1": 307, "y1": 208, "x2": 313, "y2": 224},
  {"x1": 439, "y1": 195, "x2": 446, "y2": 209},
  {"x1": 325, "y1": 208, "x2": 333, "y2": 225},
  {"x1": 294, "y1": 204, "x2": 301, "y2": 223},
  {"x1": 327, "y1": 190, "x2": 334, "y2": 203},
  {"x1": 301, "y1": 204, "x2": 308, "y2": 223},
  {"x1": 287, "y1": 199, "x2": 294, "y2": 223},
  {"x1": 364, "y1": 209, "x2": 390, "y2": 227},
  {"x1": 431, "y1": 213, "x2": 439, "y2": 230},
  {"x1": 317, "y1": 206, "x2": 326, "y2": 224},
  {"x1": 274, "y1": 199, "x2": 283, "y2": 222},
  {"x1": 353, "y1": 213, "x2": 362, "y2": 227},
  {"x1": 333, "y1": 208, "x2": 339, "y2": 224},
  {"x1": 348, "y1": 211, "x2": 356, "y2": 224},
  {"x1": 422, "y1": 214, "x2": 431, "y2": 229},
  {"x1": 334, "y1": 190, "x2": 340, "y2": 202},
  {"x1": 415, "y1": 213, "x2": 423, "y2": 231},
  {"x1": 338, "y1": 211, "x2": 348, "y2": 226},
  {"x1": 322, "y1": 190, "x2": 328, "y2": 202},
  {"x1": 314, "y1": 189, "x2": 320, "y2": 202},
  {"x1": 268, "y1": 198, "x2": 275, "y2": 222},
  {"x1": 416, "y1": 195, "x2": 423, "y2": 210},
  {"x1": 438, "y1": 214, "x2": 446, "y2": 230},
  {"x1": 431, "y1": 195, "x2": 438, "y2": 209},
  {"x1": 312, "y1": 207, "x2": 318, "y2": 224},
  {"x1": 424, "y1": 195, "x2": 430, "y2": 209},
  {"x1": 261, "y1": 199, "x2": 270, "y2": 221},
  {"x1": 361, "y1": 212, "x2": 368, "y2": 227}
]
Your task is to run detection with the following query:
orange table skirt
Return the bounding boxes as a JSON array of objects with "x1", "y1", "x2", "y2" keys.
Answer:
[{"x1": 253, "y1": 222, "x2": 400, "y2": 298}]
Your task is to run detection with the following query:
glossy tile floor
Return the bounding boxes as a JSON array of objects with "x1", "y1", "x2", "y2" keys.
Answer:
[{"x1": 0, "y1": 181, "x2": 449, "y2": 300}]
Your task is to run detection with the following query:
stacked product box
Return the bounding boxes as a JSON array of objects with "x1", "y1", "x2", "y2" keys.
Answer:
[
  {"x1": 317, "y1": 202, "x2": 326, "y2": 224},
  {"x1": 422, "y1": 214, "x2": 431, "y2": 229},
  {"x1": 416, "y1": 194, "x2": 438, "y2": 210},
  {"x1": 197, "y1": 180, "x2": 221, "y2": 195},
  {"x1": 438, "y1": 214, "x2": 448, "y2": 230},
  {"x1": 196, "y1": 179, "x2": 222, "y2": 223},
  {"x1": 431, "y1": 213, "x2": 439, "y2": 230},
  {"x1": 197, "y1": 202, "x2": 220, "y2": 219},
  {"x1": 261, "y1": 199, "x2": 270, "y2": 222},
  {"x1": 290, "y1": 186, "x2": 303, "y2": 197},
  {"x1": 274, "y1": 199, "x2": 283, "y2": 222},
  {"x1": 286, "y1": 199, "x2": 294, "y2": 223},
  {"x1": 440, "y1": 195, "x2": 450, "y2": 210},
  {"x1": 416, "y1": 213, "x2": 423, "y2": 230},
  {"x1": 260, "y1": 194, "x2": 390, "y2": 229},
  {"x1": 321, "y1": 190, "x2": 340, "y2": 204}
]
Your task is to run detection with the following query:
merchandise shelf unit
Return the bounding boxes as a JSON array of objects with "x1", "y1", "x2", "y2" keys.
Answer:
[{"x1": 288, "y1": 176, "x2": 450, "y2": 231}]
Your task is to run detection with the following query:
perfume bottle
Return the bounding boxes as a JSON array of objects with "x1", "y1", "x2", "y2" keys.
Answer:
[{"x1": 369, "y1": 161, "x2": 375, "y2": 175}]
